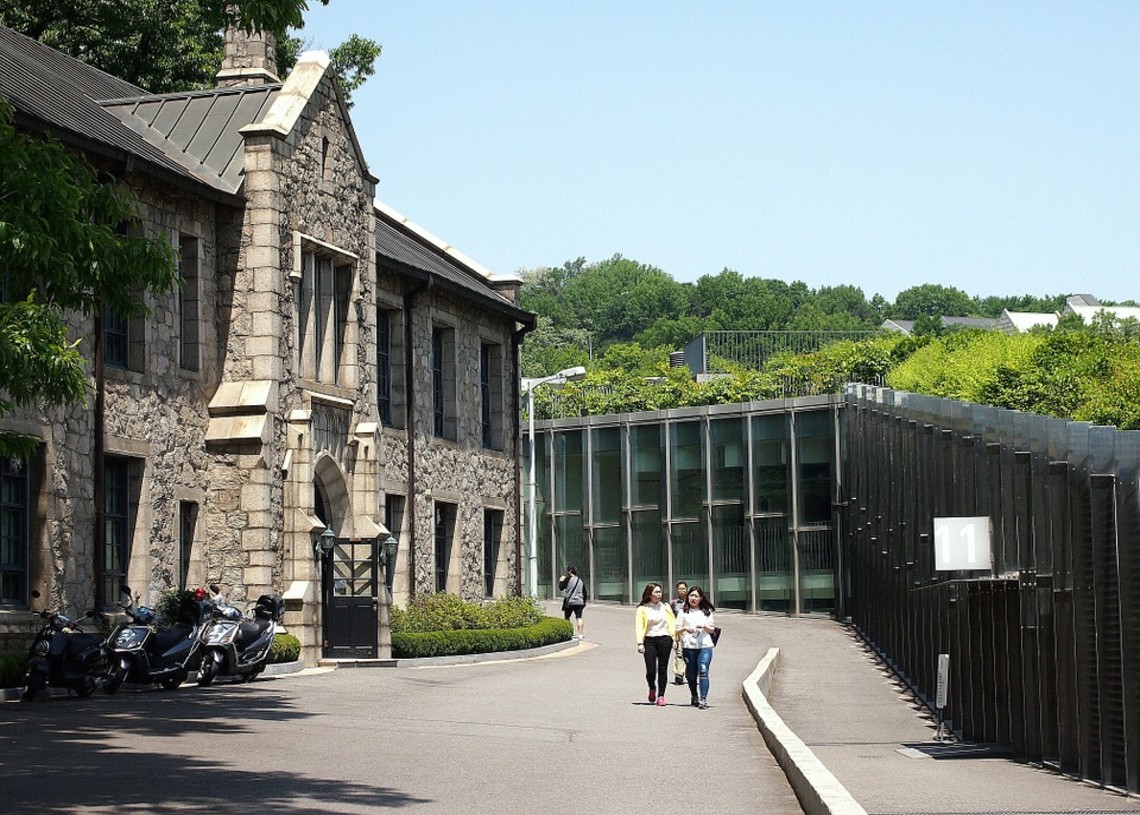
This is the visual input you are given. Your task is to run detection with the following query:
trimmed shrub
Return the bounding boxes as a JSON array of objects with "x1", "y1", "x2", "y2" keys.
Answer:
[
  {"x1": 270, "y1": 633, "x2": 301, "y2": 664},
  {"x1": 393, "y1": 616, "x2": 573, "y2": 659},
  {"x1": 391, "y1": 593, "x2": 544, "y2": 633},
  {"x1": 0, "y1": 652, "x2": 28, "y2": 688}
]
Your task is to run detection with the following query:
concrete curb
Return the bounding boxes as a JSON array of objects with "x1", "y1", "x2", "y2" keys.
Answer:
[
  {"x1": 394, "y1": 637, "x2": 579, "y2": 668},
  {"x1": 262, "y1": 659, "x2": 304, "y2": 677},
  {"x1": 742, "y1": 647, "x2": 867, "y2": 815}
]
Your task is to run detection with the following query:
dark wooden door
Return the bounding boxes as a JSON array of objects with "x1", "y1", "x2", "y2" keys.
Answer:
[{"x1": 322, "y1": 538, "x2": 378, "y2": 658}]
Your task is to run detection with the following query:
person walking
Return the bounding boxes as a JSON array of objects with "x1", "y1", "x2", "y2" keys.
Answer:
[
  {"x1": 669, "y1": 581, "x2": 689, "y2": 685},
  {"x1": 558, "y1": 565, "x2": 587, "y2": 641},
  {"x1": 634, "y1": 582, "x2": 676, "y2": 706},
  {"x1": 676, "y1": 585, "x2": 716, "y2": 709}
]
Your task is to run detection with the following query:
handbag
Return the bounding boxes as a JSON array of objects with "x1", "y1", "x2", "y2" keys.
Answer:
[
  {"x1": 672, "y1": 646, "x2": 686, "y2": 677},
  {"x1": 711, "y1": 626, "x2": 722, "y2": 646}
]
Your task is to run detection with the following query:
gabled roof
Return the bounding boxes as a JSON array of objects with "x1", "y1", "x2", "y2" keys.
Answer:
[
  {"x1": 101, "y1": 85, "x2": 279, "y2": 193},
  {"x1": 374, "y1": 203, "x2": 533, "y2": 326},
  {"x1": 0, "y1": 25, "x2": 241, "y2": 199},
  {"x1": 881, "y1": 319, "x2": 915, "y2": 334},
  {"x1": 997, "y1": 310, "x2": 1058, "y2": 333}
]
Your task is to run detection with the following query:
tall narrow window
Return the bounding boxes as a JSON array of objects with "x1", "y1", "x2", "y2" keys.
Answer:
[
  {"x1": 483, "y1": 509, "x2": 503, "y2": 598},
  {"x1": 103, "y1": 305, "x2": 130, "y2": 369},
  {"x1": 480, "y1": 343, "x2": 503, "y2": 450},
  {"x1": 104, "y1": 457, "x2": 137, "y2": 605},
  {"x1": 0, "y1": 456, "x2": 29, "y2": 606},
  {"x1": 432, "y1": 329, "x2": 445, "y2": 437},
  {"x1": 434, "y1": 502, "x2": 456, "y2": 592},
  {"x1": 432, "y1": 326, "x2": 456, "y2": 440},
  {"x1": 299, "y1": 249, "x2": 353, "y2": 384},
  {"x1": 179, "y1": 235, "x2": 200, "y2": 372},
  {"x1": 178, "y1": 502, "x2": 198, "y2": 590},
  {"x1": 377, "y1": 309, "x2": 391, "y2": 425}
]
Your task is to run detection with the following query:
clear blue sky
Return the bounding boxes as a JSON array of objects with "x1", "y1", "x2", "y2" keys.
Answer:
[{"x1": 301, "y1": 1, "x2": 1139, "y2": 303}]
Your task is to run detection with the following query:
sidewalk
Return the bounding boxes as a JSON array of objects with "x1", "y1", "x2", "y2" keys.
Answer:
[{"x1": 750, "y1": 614, "x2": 1140, "y2": 815}]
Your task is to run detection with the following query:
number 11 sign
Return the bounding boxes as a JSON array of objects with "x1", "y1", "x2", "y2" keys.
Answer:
[{"x1": 933, "y1": 516, "x2": 992, "y2": 571}]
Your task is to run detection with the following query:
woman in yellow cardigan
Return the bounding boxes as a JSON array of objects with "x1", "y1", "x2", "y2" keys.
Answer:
[{"x1": 634, "y1": 582, "x2": 677, "y2": 706}]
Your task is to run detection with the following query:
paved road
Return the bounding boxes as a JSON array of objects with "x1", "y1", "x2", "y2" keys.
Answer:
[{"x1": 0, "y1": 602, "x2": 801, "y2": 815}]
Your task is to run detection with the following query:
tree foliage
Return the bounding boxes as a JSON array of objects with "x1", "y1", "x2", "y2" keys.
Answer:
[
  {"x1": 0, "y1": 97, "x2": 178, "y2": 456},
  {"x1": 0, "y1": 1, "x2": 379, "y2": 104}
]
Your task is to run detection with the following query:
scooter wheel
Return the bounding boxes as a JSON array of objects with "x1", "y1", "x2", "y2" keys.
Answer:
[
  {"x1": 197, "y1": 657, "x2": 218, "y2": 687},
  {"x1": 20, "y1": 675, "x2": 45, "y2": 702},
  {"x1": 75, "y1": 674, "x2": 98, "y2": 698},
  {"x1": 104, "y1": 663, "x2": 127, "y2": 695}
]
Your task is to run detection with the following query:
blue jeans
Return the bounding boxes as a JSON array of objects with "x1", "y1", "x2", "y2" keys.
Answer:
[{"x1": 683, "y1": 647, "x2": 713, "y2": 700}]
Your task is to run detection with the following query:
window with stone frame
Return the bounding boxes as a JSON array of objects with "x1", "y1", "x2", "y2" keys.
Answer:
[
  {"x1": 480, "y1": 341, "x2": 504, "y2": 450},
  {"x1": 104, "y1": 221, "x2": 146, "y2": 372},
  {"x1": 298, "y1": 249, "x2": 353, "y2": 385},
  {"x1": 0, "y1": 455, "x2": 29, "y2": 606},
  {"x1": 377, "y1": 306, "x2": 407, "y2": 428},
  {"x1": 178, "y1": 501, "x2": 198, "y2": 590},
  {"x1": 431, "y1": 325, "x2": 456, "y2": 440},
  {"x1": 483, "y1": 508, "x2": 503, "y2": 598},
  {"x1": 433, "y1": 501, "x2": 456, "y2": 593},
  {"x1": 178, "y1": 235, "x2": 201, "y2": 372},
  {"x1": 103, "y1": 456, "x2": 141, "y2": 607}
]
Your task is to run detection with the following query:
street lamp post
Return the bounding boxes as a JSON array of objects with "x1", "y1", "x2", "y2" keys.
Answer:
[{"x1": 521, "y1": 366, "x2": 586, "y2": 598}]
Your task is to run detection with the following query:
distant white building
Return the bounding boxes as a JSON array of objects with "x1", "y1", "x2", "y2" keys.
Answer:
[
  {"x1": 996, "y1": 309, "x2": 1059, "y2": 333},
  {"x1": 1062, "y1": 294, "x2": 1140, "y2": 325}
]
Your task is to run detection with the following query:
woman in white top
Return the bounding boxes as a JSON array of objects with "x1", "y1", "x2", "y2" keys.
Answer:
[
  {"x1": 634, "y1": 582, "x2": 676, "y2": 706},
  {"x1": 675, "y1": 585, "x2": 716, "y2": 709}
]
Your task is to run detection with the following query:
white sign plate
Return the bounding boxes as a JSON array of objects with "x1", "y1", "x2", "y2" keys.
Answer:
[{"x1": 933, "y1": 516, "x2": 992, "y2": 571}]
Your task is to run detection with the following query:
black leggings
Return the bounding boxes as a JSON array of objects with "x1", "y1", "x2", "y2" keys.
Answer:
[{"x1": 642, "y1": 636, "x2": 673, "y2": 695}]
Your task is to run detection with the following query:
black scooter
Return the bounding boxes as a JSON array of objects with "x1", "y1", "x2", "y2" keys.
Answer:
[
  {"x1": 21, "y1": 591, "x2": 109, "y2": 702},
  {"x1": 197, "y1": 586, "x2": 284, "y2": 686},
  {"x1": 103, "y1": 586, "x2": 209, "y2": 693}
]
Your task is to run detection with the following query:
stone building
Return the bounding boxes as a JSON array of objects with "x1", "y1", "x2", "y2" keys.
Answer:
[{"x1": 0, "y1": 25, "x2": 533, "y2": 663}]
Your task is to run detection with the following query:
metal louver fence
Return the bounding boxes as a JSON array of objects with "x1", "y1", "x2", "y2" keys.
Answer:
[{"x1": 844, "y1": 384, "x2": 1140, "y2": 794}]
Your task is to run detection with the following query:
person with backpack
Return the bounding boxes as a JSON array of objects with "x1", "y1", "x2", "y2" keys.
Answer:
[{"x1": 558, "y1": 565, "x2": 587, "y2": 641}]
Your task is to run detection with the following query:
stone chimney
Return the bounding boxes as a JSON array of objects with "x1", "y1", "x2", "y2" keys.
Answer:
[{"x1": 215, "y1": 18, "x2": 281, "y2": 87}]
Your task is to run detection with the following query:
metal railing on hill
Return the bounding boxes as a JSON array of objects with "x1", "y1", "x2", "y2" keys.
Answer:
[{"x1": 685, "y1": 330, "x2": 882, "y2": 373}]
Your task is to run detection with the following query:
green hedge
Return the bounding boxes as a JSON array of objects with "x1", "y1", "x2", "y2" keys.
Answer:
[
  {"x1": 270, "y1": 633, "x2": 301, "y2": 663},
  {"x1": 0, "y1": 652, "x2": 28, "y2": 688},
  {"x1": 393, "y1": 616, "x2": 573, "y2": 659},
  {"x1": 391, "y1": 593, "x2": 544, "y2": 633}
]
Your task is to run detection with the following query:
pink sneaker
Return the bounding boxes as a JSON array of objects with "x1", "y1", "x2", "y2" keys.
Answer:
[{"x1": 655, "y1": 696, "x2": 667, "y2": 707}]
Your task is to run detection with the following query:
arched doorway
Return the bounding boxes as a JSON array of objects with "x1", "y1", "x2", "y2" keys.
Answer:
[{"x1": 313, "y1": 455, "x2": 378, "y2": 659}]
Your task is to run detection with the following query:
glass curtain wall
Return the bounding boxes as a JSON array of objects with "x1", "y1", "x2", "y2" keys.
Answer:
[
  {"x1": 631, "y1": 424, "x2": 665, "y2": 590},
  {"x1": 552, "y1": 431, "x2": 586, "y2": 590},
  {"x1": 795, "y1": 410, "x2": 837, "y2": 610},
  {"x1": 591, "y1": 426, "x2": 628, "y2": 602},
  {"x1": 528, "y1": 398, "x2": 840, "y2": 614},
  {"x1": 753, "y1": 413, "x2": 793, "y2": 611}
]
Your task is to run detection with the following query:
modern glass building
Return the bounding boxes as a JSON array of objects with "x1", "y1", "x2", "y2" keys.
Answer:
[{"x1": 525, "y1": 394, "x2": 845, "y2": 615}]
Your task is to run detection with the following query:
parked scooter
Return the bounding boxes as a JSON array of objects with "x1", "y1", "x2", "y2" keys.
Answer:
[
  {"x1": 197, "y1": 585, "x2": 284, "y2": 686},
  {"x1": 103, "y1": 585, "x2": 210, "y2": 693},
  {"x1": 21, "y1": 591, "x2": 109, "y2": 701}
]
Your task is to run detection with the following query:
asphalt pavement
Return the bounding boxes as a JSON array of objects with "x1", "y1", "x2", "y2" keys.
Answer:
[{"x1": 3, "y1": 602, "x2": 1138, "y2": 815}]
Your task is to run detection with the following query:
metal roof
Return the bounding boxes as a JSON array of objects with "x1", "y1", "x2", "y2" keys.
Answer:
[
  {"x1": 101, "y1": 86, "x2": 278, "y2": 191},
  {"x1": 0, "y1": 25, "x2": 251, "y2": 197},
  {"x1": 374, "y1": 208, "x2": 533, "y2": 325}
]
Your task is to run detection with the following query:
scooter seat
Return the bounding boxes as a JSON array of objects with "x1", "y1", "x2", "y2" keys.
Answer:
[
  {"x1": 152, "y1": 623, "x2": 191, "y2": 653},
  {"x1": 235, "y1": 619, "x2": 270, "y2": 648}
]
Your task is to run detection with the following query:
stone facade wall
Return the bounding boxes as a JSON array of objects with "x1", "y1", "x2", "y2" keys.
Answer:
[
  {"x1": 378, "y1": 281, "x2": 521, "y2": 603},
  {"x1": 0, "y1": 46, "x2": 527, "y2": 665}
]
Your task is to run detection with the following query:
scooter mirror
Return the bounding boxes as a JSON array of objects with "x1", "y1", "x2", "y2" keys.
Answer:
[
  {"x1": 31, "y1": 589, "x2": 40, "y2": 599},
  {"x1": 209, "y1": 583, "x2": 221, "y2": 594},
  {"x1": 119, "y1": 583, "x2": 132, "y2": 599}
]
